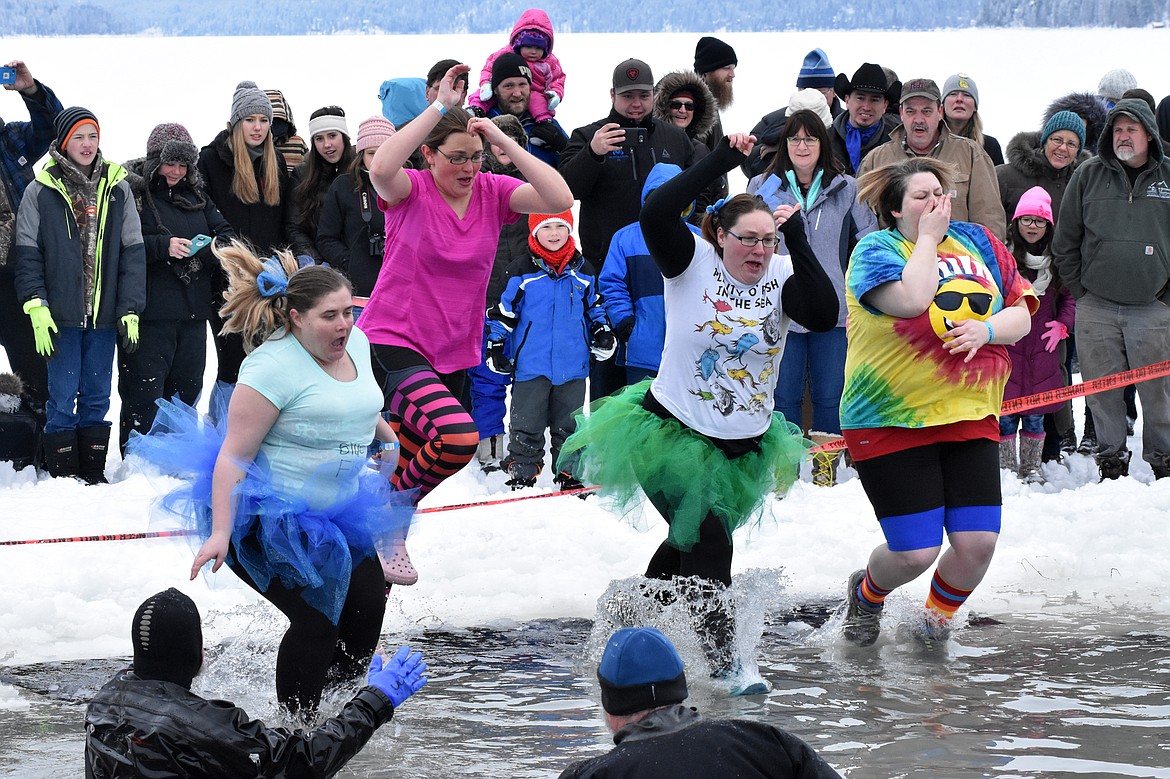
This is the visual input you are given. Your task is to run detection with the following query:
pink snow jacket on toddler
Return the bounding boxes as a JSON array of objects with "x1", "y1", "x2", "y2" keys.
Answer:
[{"x1": 468, "y1": 9, "x2": 566, "y2": 123}]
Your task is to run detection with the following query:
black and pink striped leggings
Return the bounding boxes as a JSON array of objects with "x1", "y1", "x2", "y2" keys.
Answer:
[{"x1": 372, "y1": 347, "x2": 479, "y2": 502}]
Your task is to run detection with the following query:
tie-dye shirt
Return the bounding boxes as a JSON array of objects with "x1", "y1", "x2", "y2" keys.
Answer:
[{"x1": 840, "y1": 221, "x2": 1037, "y2": 432}]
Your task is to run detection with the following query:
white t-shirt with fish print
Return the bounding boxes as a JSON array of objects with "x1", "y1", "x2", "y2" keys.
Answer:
[{"x1": 650, "y1": 239, "x2": 794, "y2": 439}]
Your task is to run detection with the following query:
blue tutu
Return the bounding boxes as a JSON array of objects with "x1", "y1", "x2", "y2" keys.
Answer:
[{"x1": 126, "y1": 397, "x2": 414, "y2": 623}]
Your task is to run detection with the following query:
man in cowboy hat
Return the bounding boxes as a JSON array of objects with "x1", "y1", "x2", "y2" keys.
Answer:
[{"x1": 829, "y1": 62, "x2": 901, "y2": 176}]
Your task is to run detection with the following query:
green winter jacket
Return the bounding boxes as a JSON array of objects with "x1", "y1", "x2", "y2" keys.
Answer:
[{"x1": 1053, "y1": 98, "x2": 1170, "y2": 305}]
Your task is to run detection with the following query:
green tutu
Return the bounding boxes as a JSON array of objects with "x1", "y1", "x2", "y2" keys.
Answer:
[{"x1": 559, "y1": 380, "x2": 810, "y2": 551}]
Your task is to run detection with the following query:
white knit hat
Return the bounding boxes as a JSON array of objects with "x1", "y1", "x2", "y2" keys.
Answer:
[{"x1": 787, "y1": 88, "x2": 832, "y2": 129}]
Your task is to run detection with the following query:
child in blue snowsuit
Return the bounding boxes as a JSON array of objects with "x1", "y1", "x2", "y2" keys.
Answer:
[{"x1": 486, "y1": 210, "x2": 614, "y2": 489}]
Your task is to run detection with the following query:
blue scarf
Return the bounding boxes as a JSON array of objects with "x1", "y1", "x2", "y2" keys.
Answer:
[
  {"x1": 845, "y1": 122, "x2": 880, "y2": 172},
  {"x1": 784, "y1": 169, "x2": 823, "y2": 212}
]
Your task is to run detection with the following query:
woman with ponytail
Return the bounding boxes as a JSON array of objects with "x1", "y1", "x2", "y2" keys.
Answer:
[{"x1": 127, "y1": 241, "x2": 410, "y2": 716}]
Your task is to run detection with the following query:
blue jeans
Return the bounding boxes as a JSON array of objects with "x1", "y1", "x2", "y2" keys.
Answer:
[
  {"x1": 45, "y1": 326, "x2": 116, "y2": 434},
  {"x1": 1000, "y1": 413, "x2": 1045, "y2": 436},
  {"x1": 773, "y1": 327, "x2": 847, "y2": 434}
]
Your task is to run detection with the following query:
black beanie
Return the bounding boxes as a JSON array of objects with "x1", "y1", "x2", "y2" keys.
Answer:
[
  {"x1": 492, "y1": 52, "x2": 533, "y2": 93},
  {"x1": 693, "y1": 36, "x2": 737, "y2": 75},
  {"x1": 54, "y1": 106, "x2": 99, "y2": 150},
  {"x1": 132, "y1": 588, "x2": 203, "y2": 688}
]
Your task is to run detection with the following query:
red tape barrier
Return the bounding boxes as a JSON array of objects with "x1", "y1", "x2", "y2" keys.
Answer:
[
  {"x1": 810, "y1": 358, "x2": 1170, "y2": 454},
  {"x1": 0, "y1": 486, "x2": 601, "y2": 547},
  {"x1": 7, "y1": 359, "x2": 1168, "y2": 546}
]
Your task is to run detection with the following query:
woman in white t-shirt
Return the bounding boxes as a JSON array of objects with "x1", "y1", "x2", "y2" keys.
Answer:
[
  {"x1": 129, "y1": 242, "x2": 410, "y2": 715},
  {"x1": 561, "y1": 134, "x2": 837, "y2": 684}
]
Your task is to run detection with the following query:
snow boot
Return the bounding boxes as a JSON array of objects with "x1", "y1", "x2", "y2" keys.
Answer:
[
  {"x1": 477, "y1": 433, "x2": 505, "y2": 472},
  {"x1": 999, "y1": 435, "x2": 1018, "y2": 475},
  {"x1": 78, "y1": 426, "x2": 111, "y2": 485},
  {"x1": 1077, "y1": 414, "x2": 1098, "y2": 455},
  {"x1": 504, "y1": 458, "x2": 539, "y2": 490},
  {"x1": 1097, "y1": 449, "x2": 1131, "y2": 481},
  {"x1": 1018, "y1": 434, "x2": 1045, "y2": 483},
  {"x1": 42, "y1": 429, "x2": 80, "y2": 480}
]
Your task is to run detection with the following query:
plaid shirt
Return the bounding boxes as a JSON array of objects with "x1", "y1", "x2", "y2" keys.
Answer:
[{"x1": 1, "y1": 80, "x2": 63, "y2": 211}]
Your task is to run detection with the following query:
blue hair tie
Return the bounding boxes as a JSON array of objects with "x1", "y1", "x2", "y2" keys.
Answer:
[
  {"x1": 256, "y1": 257, "x2": 289, "y2": 298},
  {"x1": 705, "y1": 197, "x2": 728, "y2": 215}
]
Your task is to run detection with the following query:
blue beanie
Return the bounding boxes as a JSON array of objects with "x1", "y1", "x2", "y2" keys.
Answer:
[
  {"x1": 1041, "y1": 110, "x2": 1087, "y2": 150},
  {"x1": 796, "y1": 49, "x2": 835, "y2": 89},
  {"x1": 597, "y1": 627, "x2": 688, "y2": 715}
]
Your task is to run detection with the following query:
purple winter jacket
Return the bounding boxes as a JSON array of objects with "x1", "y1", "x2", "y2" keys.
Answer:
[{"x1": 1004, "y1": 267, "x2": 1075, "y2": 415}]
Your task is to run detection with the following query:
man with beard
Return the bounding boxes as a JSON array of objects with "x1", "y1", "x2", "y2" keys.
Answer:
[
  {"x1": 1053, "y1": 98, "x2": 1170, "y2": 482},
  {"x1": 859, "y1": 77, "x2": 1006, "y2": 240},
  {"x1": 478, "y1": 52, "x2": 568, "y2": 167},
  {"x1": 693, "y1": 36, "x2": 737, "y2": 201},
  {"x1": 560, "y1": 58, "x2": 694, "y2": 399},
  {"x1": 827, "y1": 62, "x2": 899, "y2": 176}
]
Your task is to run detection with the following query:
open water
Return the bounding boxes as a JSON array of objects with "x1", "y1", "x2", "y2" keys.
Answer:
[{"x1": 4, "y1": 575, "x2": 1170, "y2": 779}]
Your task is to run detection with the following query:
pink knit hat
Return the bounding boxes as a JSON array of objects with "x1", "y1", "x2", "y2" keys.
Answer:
[
  {"x1": 356, "y1": 116, "x2": 396, "y2": 152},
  {"x1": 1013, "y1": 185, "x2": 1053, "y2": 223}
]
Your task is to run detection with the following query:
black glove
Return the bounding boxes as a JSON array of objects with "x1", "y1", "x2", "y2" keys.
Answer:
[
  {"x1": 468, "y1": 105, "x2": 488, "y2": 118},
  {"x1": 529, "y1": 120, "x2": 569, "y2": 153},
  {"x1": 487, "y1": 340, "x2": 514, "y2": 375},
  {"x1": 613, "y1": 317, "x2": 635, "y2": 343},
  {"x1": 589, "y1": 322, "x2": 616, "y2": 361}
]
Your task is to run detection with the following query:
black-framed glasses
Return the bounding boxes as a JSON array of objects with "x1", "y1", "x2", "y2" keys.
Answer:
[
  {"x1": 786, "y1": 136, "x2": 820, "y2": 147},
  {"x1": 726, "y1": 229, "x2": 780, "y2": 248},
  {"x1": 435, "y1": 149, "x2": 485, "y2": 165},
  {"x1": 669, "y1": 100, "x2": 695, "y2": 111},
  {"x1": 934, "y1": 290, "x2": 993, "y2": 315},
  {"x1": 1017, "y1": 216, "x2": 1048, "y2": 228}
]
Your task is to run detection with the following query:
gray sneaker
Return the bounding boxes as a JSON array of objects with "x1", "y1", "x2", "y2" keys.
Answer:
[{"x1": 842, "y1": 569, "x2": 883, "y2": 646}]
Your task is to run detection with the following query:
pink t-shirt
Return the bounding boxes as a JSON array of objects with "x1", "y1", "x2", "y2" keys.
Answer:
[{"x1": 359, "y1": 168, "x2": 523, "y2": 373}]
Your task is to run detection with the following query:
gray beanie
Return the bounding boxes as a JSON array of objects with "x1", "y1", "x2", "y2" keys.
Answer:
[
  {"x1": 1098, "y1": 69, "x2": 1137, "y2": 104},
  {"x1": 942, "y1": 73, "x2": 979, "y2": 109},
  {"x1": 230, "y1": 80, "x2": 273, "y2": 126}
]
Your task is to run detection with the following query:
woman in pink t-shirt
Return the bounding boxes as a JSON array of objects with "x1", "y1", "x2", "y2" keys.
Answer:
[{"x1": 361, "y1": 64, "x2": 572, "y2": 584}]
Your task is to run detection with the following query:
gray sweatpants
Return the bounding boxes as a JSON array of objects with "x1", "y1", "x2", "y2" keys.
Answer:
[
  {"x1": 507, "y1": 376, "x2": 587, "y2": 471},
  {"x1": 1075, "y1": 293, "x2": 1170, "y2": 463}
]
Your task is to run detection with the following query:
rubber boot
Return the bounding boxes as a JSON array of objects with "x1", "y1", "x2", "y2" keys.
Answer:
[
  {"x1": 42, "y1": 429, "x2": 79, "y2": 479},
  {"x1": 78, "y1": 426, "x2": 111, "y2": 485},
  {"x1": 1019, "y1": 433, "x2": 1045, "y2": 483},
  {"x1": 999, "y1": 435, "x2": 1018, "y2": 475}
]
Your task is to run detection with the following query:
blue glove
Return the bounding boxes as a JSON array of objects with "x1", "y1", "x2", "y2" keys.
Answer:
[{"x1": 368, "y1": 645, "x2": 427, "y2": 708}]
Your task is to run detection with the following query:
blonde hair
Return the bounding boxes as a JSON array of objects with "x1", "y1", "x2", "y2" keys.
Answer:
[
  {"x1": 216, "y1": 240, "x2": 350, "y2": 351},
  {"x1": 229, "y1": 122, "x2": 282, "y2": 206},
  {"x1": 856, "y1": 157, "x2": 955, "y2": 230}
]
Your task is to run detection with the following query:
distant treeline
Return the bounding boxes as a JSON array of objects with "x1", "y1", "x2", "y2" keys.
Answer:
[{"x1": 5, "y1": 0, "x2": 1168, "y2": 34}]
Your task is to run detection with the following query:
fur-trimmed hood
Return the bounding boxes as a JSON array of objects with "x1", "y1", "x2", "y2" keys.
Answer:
[
  {"x1": 1043, "y1": 92, "x2": 1109, "y2": 154},
  {"x1": 653, "y1": 70, "x2": 718, "y2": 143},
  {"x1": 1005, "y1": 130, "x2": 1090, "y2": 178}
]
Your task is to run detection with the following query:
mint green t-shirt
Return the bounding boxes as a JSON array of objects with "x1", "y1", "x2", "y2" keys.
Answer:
[{"x1": 237, "y1": 326, "x2": 384, "y2": 510}]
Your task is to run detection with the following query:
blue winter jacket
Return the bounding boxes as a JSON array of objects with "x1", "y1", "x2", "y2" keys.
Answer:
[
  {"x1": 487, "y1": 250, "x2": 607, "y2": 384},
  {"x1": 599, "y1": 163, "x2": 700, "y2": 371},
  {"x1": 14, "y1": 155, "x2": 146, "y2": 328}
]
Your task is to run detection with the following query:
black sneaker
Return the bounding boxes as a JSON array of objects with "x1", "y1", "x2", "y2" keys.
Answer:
[
  {"x1": 1077, "y1": 428, "x2": 1098, "y2": 455},
  {"x1": 842, "y1": 569, "x2": 883, "y2": 646},
  {"x1": 1097, "y1": 451, "x2": 1131, "y2": 481},
  {"x1": 1060, "y1": 430, "x2": 1078, "y2": 456}
]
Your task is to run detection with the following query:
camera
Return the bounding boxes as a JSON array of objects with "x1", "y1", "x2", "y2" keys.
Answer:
[
  {"x1": 369, "y1": 233, "x2": 385, "y2": 256},
  {"x1": 0, "y1": 67, "x2": 15, "y2": 85}
]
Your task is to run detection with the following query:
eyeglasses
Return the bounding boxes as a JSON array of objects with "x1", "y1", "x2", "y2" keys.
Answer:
[
  {"x1": 787, "y1": 136, "x2": 820, "y2": 147},
  {"x1": 1047, "y1": 138, "x2": 1080, "y2": 152},
  {"x1": 934, "y1": 290, "x2": 993, "y2": 316},
  {"x1": 435, "y1": 149, "x2": 485, "y2": 166},
  {"x1": 669, "y1": 100, "x2": 695, "y2": 111},
  {"x1": 1017, "y1": 216, "x2": 1048, "y2": 228},
  {"x1": 726, "y1": 229, "x2": 780, "y2": 248}
]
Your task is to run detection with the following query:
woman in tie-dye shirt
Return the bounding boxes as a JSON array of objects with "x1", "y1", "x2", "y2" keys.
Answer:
[{"x1": 838, "y1": 157, "x2": 1037, "y2": 647}]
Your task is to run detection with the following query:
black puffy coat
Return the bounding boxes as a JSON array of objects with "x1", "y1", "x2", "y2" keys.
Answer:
[
  {"x1": 316, "y1": 168, "x2": 383, "y2": 298},
  {"x1": 559, "y1": 110, "x2": 694, "y2": 263},
  {"x1": 85, "y1": 670, "x2": 396, "y2": 778},
  {"x1": 996, "y1": 130, "x2": 1090, "y2": 225},
  {"x1": 197, "y1": 130, "x2": 290, "y2": 255},
  {"x1": 124, "y1": 157, "x2": 234, "y2": 322}
]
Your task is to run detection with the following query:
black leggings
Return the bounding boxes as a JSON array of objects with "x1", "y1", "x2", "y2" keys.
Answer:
[
  {"x1": 644, "y1": 494, "x2": 734, "y2": 587},
  {"x1": 230, "y1": 550, "x2": 388, "y2": 714}
]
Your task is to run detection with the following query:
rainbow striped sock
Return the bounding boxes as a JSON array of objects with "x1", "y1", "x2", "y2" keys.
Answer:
[
  {"x1": 858, "y1": 568, "x2": 892, "y2": 610},
  {"x1": 925, "y1": 571, "x2": 973, "y2": 620}
]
